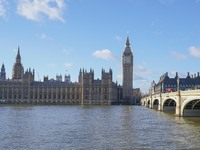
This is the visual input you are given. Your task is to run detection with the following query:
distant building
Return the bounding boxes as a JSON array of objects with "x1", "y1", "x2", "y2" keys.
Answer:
[
  {"x1": 150, "y1": 72, "x2": 200, "y2": 94},
  {"x1": 0, "y1": 48, "x2": 121, "y2": 105},
  {"x1": 133, "y1": 88, "x2": 141, "y2": 105},
  {"x1": 0, "y1": 38, "x2": 141, "y2": 105},
  {"x1": 122, "y1": 36, "x2": 133, "y2": 101},
  {"x1": 122, "y1": 36, "x2": 141, "y2": 104},
  {"x1": 64, "y1": 74, "x2": 71, "y2": 83}
]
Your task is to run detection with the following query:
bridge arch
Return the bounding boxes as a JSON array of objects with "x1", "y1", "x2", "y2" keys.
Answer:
[
  {"x1": 181, "y1": 98, "x2": 200, "y2": 117},
  {"x1": 163, "y1": 98, "x2": 176, "y2": 112},
  {"x1": 153, "y1": 99, "x2": 159, "y2": 110}
]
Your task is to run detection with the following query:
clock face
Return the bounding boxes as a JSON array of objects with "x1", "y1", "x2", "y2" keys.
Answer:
[{"x1": 124, "y1": 56, "x2": 131, "y2": 64}]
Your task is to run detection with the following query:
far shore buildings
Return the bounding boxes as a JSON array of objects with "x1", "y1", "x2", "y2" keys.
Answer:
[
  {"x1": 0, "y1": 37, "x2": 141, "y2": 105},
  {"x1": 150, "y1": 72, "x2": 200, "y2": 95}
]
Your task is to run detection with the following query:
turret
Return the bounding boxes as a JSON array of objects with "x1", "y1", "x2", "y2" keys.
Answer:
[
  {"x1": 23, "y1": 68, "x2": 35, "y2": 82},
  {"x1": 33, "y1": 69, "x2": 35, "y2": 80},
  {"x1": 56, "y1": 74, "x2": 62, "y2": 82},
  {"x1": 0, "y1": 63, "x2": 6, "y2": 80},
  {"x1": 43, "y1": 76, "x2": 49, "y2": 82},
  {"x1": 187, "y1": 72, "x2": 190, "y2": 78},
  {"x1": 78, "y1": 68, "x2": 82, "y2": 83},
  {"x1": 101, "y1": 68, "x2": 112, "y2": 83},
  {"x1": 175, "y1": 72, "x2": 178, "y2": 79},
  {"x1": 81, "y1": 68, "x2": 94, "y2": 105},
  {"x1": 65, "y1": 74, "x2": 71, "y2": 83},
  {"x1": 109, "y1": 68, "x2": 112, "y2": 79}
]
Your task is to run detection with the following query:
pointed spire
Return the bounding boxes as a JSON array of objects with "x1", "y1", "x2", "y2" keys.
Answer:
[
  {"x1": 17, "y1": 46, "x2": 21, "y2": 58},
  {"x1": 2, "y1": 63, "x2": 5, "y2": 69},
  {"x1": 126, "y1": 36, "x2": 130, "y2": 47},
  {"x1": 123, "y1": 36, "x2": 132, "y2": 54},
  {"x1": 16, "y1": 46, "x2": 21, "y2": 63},
  {"x1": 18, "y1": 46, "x2": 20, "y2": 54},
  {"x1": 1, "y1": 63, "x2": 6, "y2": 80},
  {"x1": 1, "y1": 63, "x2": 5, "y2": 72}
]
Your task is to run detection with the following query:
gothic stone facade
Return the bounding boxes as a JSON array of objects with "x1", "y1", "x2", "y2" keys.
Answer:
[
  {"x1": 0, "y1": 48, "x2": 121, "y2": 105},
  {"x1": 122, "y1": 36, "x2": 134, "y2": 101}
]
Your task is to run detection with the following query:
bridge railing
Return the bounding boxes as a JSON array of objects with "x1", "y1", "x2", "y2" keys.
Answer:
[
  {"x1": 180, "y1": 89, "x2": 200, "y2": 96},
  {"x1": 141, "y1": 89, "x2": 200, "y2": 102}
]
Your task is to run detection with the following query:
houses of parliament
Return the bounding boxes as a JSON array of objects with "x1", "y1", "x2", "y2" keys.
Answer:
[{"x1": 0, "y1": 37, "x2": 141, "y2": 105}]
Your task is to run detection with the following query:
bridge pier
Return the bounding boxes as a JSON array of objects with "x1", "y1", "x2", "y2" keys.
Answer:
[
  {"x1": 175, "y1": 91, "x2": 181, "y2": 116},
  {"x1": 149, "y1": 100, "x2": 153, "y2": 109},
  {"x1": 175, "y1": 104, "x2": 181, "y2": 116},
  {"x1": 158, "y1": 103, "x2": 162, "y2": 111},
  {"x1": 158, "y1": 94, "x2": 162, "y2": 111},
  {"x1": 141, "y1": 89, "x2": 200, "y2": 117}
]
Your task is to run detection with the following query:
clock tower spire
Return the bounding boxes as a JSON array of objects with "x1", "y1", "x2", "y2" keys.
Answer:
[{"x1": 122, "y1": 36, "x2": 133, "y2": 102}]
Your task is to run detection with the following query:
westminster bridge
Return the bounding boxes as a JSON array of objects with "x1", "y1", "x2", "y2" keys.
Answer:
[{"x1": 141, "y1": 89, "x2": 200, "y2": 117}]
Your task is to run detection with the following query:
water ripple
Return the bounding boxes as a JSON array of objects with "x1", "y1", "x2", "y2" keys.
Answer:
[{"x1": 0, "y1": 105, "x2": 200, "y2": 149}]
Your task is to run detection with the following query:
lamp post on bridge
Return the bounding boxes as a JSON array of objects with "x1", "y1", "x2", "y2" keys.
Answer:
[
  {"x1": 177, "y1": 76, "x2": 180, "y2": 93},
  {"x1": 150, "y1": 87, "x2": 153, "y2": 108},
  {"x1": 158, "y1": 83, "x2": 163, "y2": 111},
  {"x1": 176, "y1": 76, "x2": 181, "y2": 116}
]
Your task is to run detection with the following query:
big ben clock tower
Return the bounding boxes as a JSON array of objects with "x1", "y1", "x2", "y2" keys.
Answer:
[{"x1": 122, "y1": 36, "x2": 133, "y2": 101}]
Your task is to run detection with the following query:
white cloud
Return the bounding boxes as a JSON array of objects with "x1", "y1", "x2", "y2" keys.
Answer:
[
  {"x1": 134, "y1": 74, "x2": 146, "y2": 81},
  {"x1": 13, "y1": 48, "x2": 18, "y2": 53},
  {"x1": 189, "y1": 46, "x2": 200, "y2": 58},
  {"x1": 40, "y1": 33, "x2": 48, "y2": 39},
  {"x1": 63, "y1": 49, "x2": 71, "y2": 55},
  {"x1": 64, "y1": 63, "x2": 72, "y2": 68},
  {"x1": 135, "y1": 65, "x2": 153, "y2": 75},
  {"x1": 37, "y1": 33, "x2": 51, "y2": 40},
  {"x1": 0, "y1": 0, "x2": 7, "y2": 17},
  {"x1": 92, "y1": 49, "x2": 116, "y2": 60},
  {"x1": 115, "y1": 36, "x2": 122, "y2": 41},
  {"x1": 17, "y1": 0, "x2": 66, "y2": 22},
  {"x1": 116, "y1": 74, "x2": 122, "y2": 80},
  {"x1": 135, "y1": 65, "x2": 146, "y2": 72},
  {"x1": 170, "y1": 51, "x2": 187, "y2": 60},
  {"x1": 47, "y1": 63, "x2": 56, "y2": 68},
  {"x1": 36, "y1": 33, "x2": 51, "y2": 40}
]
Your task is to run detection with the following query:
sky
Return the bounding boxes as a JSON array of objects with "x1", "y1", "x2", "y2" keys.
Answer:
[{"x1": 0, "y1": 0, "x2": 200, "y2": 93}]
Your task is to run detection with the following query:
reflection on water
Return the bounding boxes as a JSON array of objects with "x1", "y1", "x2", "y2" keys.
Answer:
[{"x1": 0, "y1": 105, "x2": 200, "y2": 149}]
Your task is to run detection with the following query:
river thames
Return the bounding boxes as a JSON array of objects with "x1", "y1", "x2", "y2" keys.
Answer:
[{"x1": 0, "y1": 105, "x2": 200, "y2": 150}]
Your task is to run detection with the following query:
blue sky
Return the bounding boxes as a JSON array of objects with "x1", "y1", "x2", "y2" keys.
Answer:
[{"x1": 0, "y1": 0, "x2": 200, "y2": 93}]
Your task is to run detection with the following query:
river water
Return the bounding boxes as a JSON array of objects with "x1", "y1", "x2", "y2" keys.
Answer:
[{"x1": 0, "y1": 105, "x2": 200, "y2": 150}]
